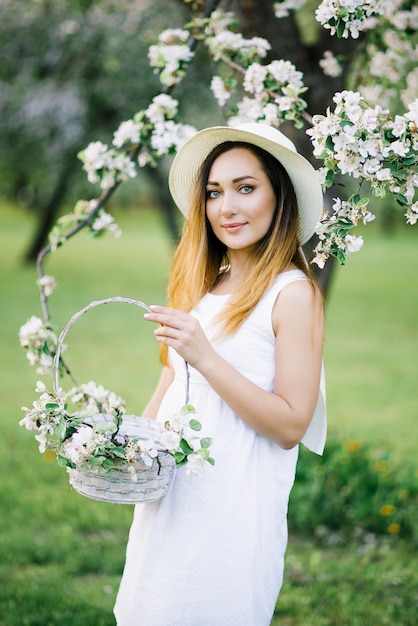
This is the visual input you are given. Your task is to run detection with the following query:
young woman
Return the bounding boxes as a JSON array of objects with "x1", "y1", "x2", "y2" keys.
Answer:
[{"x1": 114, "y1": 123, "x2": 326, "y2": 625}]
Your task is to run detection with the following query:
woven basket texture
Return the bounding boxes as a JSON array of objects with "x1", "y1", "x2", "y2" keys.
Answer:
[{"x1": 67, "y1": 414, "x2": 176, "y2": 504}]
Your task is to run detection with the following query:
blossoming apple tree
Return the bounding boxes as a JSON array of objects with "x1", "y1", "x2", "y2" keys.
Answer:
[{"x1": 19, "y1": 0, "x2": 417, "y2": 425}]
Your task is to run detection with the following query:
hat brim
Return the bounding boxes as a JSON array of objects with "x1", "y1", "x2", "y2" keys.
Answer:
[{"x1": 168, "y1": 123, "x2": 323, "y2": 246}]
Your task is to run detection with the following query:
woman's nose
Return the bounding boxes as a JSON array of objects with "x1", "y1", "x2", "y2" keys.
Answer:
[{"x1": 219, "y1": 191, "x2": 238, "y2": 216}]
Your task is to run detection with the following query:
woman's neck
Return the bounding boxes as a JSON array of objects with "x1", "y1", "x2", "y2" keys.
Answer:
[{"x1": 211, "y1": 260, "x2": 247, "y2": 295}]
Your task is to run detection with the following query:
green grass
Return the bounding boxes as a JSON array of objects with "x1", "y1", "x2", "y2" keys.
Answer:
[
  {"x1": 324, "y1": 222, "x2": 418, "y2": 461},
  {"x1": 1, "y1": 202, "x2": 417, "y2": 625}
]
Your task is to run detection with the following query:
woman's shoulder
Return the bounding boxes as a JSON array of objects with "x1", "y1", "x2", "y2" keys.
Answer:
[
  {"x1": 253, "y1": 269, "x2": 309, "y2": 323},
  {"x1": 268, "y1": 267, "x2": 308, "y2": 295}
]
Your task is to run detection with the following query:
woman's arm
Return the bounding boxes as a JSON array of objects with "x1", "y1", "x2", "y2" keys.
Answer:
[
  {"x1": 141, "y1": 365, "x2": 174, "y2": 420},
  {"x1": 144, "y1": 281, "x2": 323, "y2": 448}
]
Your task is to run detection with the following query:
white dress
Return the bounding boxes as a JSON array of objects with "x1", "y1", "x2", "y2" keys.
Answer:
[{"x1": 114, "y1": 270, "x2": 326, "y2": 626}]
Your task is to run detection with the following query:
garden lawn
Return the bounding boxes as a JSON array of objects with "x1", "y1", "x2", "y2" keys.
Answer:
[{"x1": 0, "y1": 202, "x2": 417, "y2": 625}]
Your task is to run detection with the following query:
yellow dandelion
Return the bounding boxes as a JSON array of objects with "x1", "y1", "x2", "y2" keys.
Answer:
[
  {"x1": 380, "y1": 504, "x2": 396, "y2": 516},
  {"x1": 388, "y1": 523, "x2": 400, "y2": 534},
  {"x1": 339, "y1": 455, "x2": 350, "y2": 465},
  {"x1": 43, "y1": 449, "x2": 56, "y2": 462},
  {"x1": 375, "y1": 460, "x2": 388, "y2": 473},
  {"x1": 345, "y1": 440, "x2": 362, "y2": 453}
]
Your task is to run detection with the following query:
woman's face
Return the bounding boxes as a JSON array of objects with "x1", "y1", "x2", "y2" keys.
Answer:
[{"x1": 205, "y1": 147, "x2": 277, "y2": 256}]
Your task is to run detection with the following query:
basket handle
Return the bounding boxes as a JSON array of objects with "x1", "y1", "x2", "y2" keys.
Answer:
[{"x1": 53, "y1": 297, "x2": 190, "y2": 403}]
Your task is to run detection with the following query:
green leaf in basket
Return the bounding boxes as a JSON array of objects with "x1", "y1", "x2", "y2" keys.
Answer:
[
  {"x1": 180, "y1": 438, "x2": 194, "y2": 455},
  {"x1": 57, "y1": 454, "x2": 73, "y2": 468},
  {"x1": 101, "y1": 458, "x2": 116, "y2": 470},
  {"x1": 180, "y1": 404, "x2": 196, "y2": 415},
  {"x1": 189, "y1": 419, "x2": 202, "y2": 431},
  {"x1": 200, "y1": 437, "x2": 213, "y2": 449},
  {"x1": 88, "y1": 455, "x2": 107, "y2": 466},
  {"x1": 174, "y1": 451, "x2": 187, "y2": 466},
  {"x1": 111, "y1": 446, "x2": 126, "y2": 458},
  {"x1": 95, "y1": 421, "x2": 118, "y2": 434}
]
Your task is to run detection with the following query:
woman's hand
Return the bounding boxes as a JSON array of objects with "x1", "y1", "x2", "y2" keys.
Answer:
[
  {"x1": 144, "y1": 305, "x2": 214, "y2": 370},
  {"x1": 144, "y1": 280, "x2": 324, "y2": 451}
]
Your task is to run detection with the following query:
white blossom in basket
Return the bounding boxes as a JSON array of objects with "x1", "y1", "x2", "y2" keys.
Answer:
[
  {"x1": 63, "y1": 425, "x2": 98, "y2": 465},
  {"x1": 136, "y1": 439, "x2": 160, "y2": 468},
  {"x1": 20, "y1": 382, "x2": 215, "y2": 476}
]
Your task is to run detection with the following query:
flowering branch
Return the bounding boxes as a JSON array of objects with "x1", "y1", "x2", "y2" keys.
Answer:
[
  {"x1": 20, "y1": 1, "x2": 417, "y2": 398},
  {"x1": 307, "y1": 91, "x2": 418, "y2": 267}
]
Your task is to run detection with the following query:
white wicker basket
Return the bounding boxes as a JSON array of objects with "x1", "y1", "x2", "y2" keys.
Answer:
[
  {"x1": 53, "y1": 297, "x2": 183, "y2": 505},
  {"x1": 67, "y1": 415, "x2": 176, "y2": 504}
]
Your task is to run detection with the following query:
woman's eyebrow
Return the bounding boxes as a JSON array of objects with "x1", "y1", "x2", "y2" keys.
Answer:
[{"x1": 206, "y1": 175, "x2": 258, "y2": 186}]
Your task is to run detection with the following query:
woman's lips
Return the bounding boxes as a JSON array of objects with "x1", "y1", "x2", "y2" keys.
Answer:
[{"x1": 222, "y1": 222, "x2": 247, "y2": 233}]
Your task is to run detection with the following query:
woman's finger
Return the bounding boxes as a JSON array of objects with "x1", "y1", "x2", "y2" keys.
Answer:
[{"x1": 144, "y1": 306, "x2": 190, "y2": 330}]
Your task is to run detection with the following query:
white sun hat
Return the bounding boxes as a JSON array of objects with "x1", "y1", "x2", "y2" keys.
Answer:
[{"x1": 168, "y1": 122, "x2": 324, "y2": 246}]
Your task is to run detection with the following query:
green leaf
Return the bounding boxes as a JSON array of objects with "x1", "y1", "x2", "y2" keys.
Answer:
[
  {"x1": 45, "y1": 403, "x2": 59, "y2": 409},
  {"x1": 389, "y1": 158, "x2": 398, "y2": 171},
  {"x1": 372, "y1": 185, "x2": 386, "y2": 198},
  {"x1": 101, "y1": 458, "x2": 116, "y2": 470},
  {"x1": 402, "y1": 155, "x2": 416, "y2": 165},
  {"x1": 336, "y1": 248, "x2": 347, "y2": 265},
  {"x1": 110, "y1": 446, "x2": 126, "y2": 458},
  {"x1": 336, "y1": 20, "x2": 346, "y2": 38},
  {"x1": 325, "y1": 136, "x2": 335, "y2": 152},
  {"x1": 180, "y1": 438, "x2": 194, "y2": 455},
  {"x1": 325, "y1": 169, "x2": 335, "y2": 184},
  {"x1": 57, "y1": 454, "x2": 70, "y2": 468},
  {"x1": 180, "y1": 404, "x2": 196, "y2": 415},
  {"x1": 189, "y1": 419, "x2": 202, "y2": 431},
  {"x1": 200, "y1": 437, "x2": 213, "y2": 449},
  {"x1": 174, "y1": 451, "x2": 187, "y2": 466},
  {"x1": 95, "y1": 421, "x2": 118, "y2": 434},
  {"x1": 88, "y1": 455, "x2": 107, "y2": 466},
  {"x1": 356, "y1": 197, "x2": 370, "y2": 208},
  {"x1": 396, "y1": 194, "x2": 408, "y2": 206}
]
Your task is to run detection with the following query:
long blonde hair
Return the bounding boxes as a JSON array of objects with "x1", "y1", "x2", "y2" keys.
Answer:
[{"x1": 161, "y1": 141, "x2": 316, "y2": 364}]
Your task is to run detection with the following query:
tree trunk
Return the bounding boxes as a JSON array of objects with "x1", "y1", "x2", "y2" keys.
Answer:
[
  {"x1": 25, "y1": 173, "x2": 71, "y2": 263},
  {"x1": 145, "y1": 166, "x2": 181, "y2": 243}
]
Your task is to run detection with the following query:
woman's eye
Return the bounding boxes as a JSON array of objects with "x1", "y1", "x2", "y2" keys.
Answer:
[
  {"x1": 206, "y1": 189, "x2": 220, "y2": 199},
  {"x1": 239, "y1": 185, "x2": 253, "y2": 194}
]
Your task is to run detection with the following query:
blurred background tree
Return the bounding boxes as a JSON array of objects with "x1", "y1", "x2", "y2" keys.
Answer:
[{"x1": 0, "y1": 0, "x2": 212, "y2": 258}]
